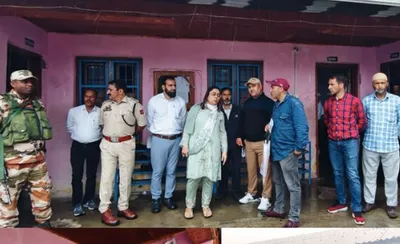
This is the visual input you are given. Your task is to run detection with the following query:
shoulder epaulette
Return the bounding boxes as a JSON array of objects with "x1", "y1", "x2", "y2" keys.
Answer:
[
  {"x1": 102, "y1": 100, "x2": 111, "y2": 106},
  {"x1": 128, "y1": 97, "x2": 139, "y2": 103}
]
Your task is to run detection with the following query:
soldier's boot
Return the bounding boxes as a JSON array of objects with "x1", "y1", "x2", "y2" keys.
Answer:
[{"x1": 36, "y1": 220, "x2": 51, "y2": 228}]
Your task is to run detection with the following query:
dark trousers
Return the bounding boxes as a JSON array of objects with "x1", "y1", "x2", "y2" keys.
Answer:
[
  {"x1": 70, "y1": 140, "x2": 101, "y2": 207},
  {"x1": 218, "y1": 148, "x2": 242, "y2": 193}
]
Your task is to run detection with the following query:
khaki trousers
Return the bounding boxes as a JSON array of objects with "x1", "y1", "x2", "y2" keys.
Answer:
[
  {"x1": 244, "y1": 140, "x2": 272, "y2": 198},
  {"x1": 99, "y1": 138, "x2": 136, "y2": 213}
]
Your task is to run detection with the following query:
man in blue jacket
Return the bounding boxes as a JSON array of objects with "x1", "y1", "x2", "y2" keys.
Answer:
[{"x1": 262, "y1": 78, "x2": 309, "y2": 228}]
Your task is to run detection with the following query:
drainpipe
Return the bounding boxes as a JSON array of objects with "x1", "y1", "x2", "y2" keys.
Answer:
[{"x1": 293, "y1": 47, "x2": 299, "y2": 97}]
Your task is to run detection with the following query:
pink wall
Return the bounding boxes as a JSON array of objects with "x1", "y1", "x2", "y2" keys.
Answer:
[
  {"x1": 376, "y1": 40, "x2": 400, "y2": 64},
  {"x1": 0, "y1": 229, "x2": 74, "y2": 244},
  {"x1": 44, "y1": 33, "x2": 378, "y2": 195},
  {"x1": 0, "y1": 17, "x2": 389, "y2": 196},
  {"x1": 0, "y1": 17, "x2": 48, "y2": 93}
]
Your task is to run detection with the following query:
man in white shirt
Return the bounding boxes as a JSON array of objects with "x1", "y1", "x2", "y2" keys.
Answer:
[
  {"x1": 66, "y1": 89, "x2": 102, "y2": 217},
  {"x1": 146, "y1": 76, "x2": 187, "y2": 213}
]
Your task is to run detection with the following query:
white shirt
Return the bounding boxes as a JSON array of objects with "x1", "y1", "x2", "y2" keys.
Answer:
[
  {"x1": 146, "y1": 93, "x2": 187, "y2": 135},
  {"x1": 224, "y1": 104, "x2": 232, "y2": 119},
  {"x1": 66, "y1": 105, "x2": 102, "y2": 143}
]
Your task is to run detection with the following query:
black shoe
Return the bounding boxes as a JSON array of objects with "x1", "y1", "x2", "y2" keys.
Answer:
[
  {"x1": 163, "y1": 198, "x2": 177, "y2": 210},
  {"x1": 152, "y1": 199, "x2": 161, "y2": 213},
  {"x1": 362, "y1": 203, "x2": 376, "y2": 213},
  {"x1": 232, "y1": 191, "x2": 243, "y2": 201},
  {"x1": 214, "y1": 192, "x2": 223, "y2": 200},
  {"x1": 36, "y1": 220, "x2": 51, "y2": 228},
  {"x1": 215, "y1": 192, "x2": 225, "y2": 200}
]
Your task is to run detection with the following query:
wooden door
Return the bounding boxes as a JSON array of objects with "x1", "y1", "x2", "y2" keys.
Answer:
[{"x1": 153, "y1": 71, "x2": 195, "y2": 110}]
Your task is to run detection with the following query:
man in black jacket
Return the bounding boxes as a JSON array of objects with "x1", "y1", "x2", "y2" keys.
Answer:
[
  {"x1": 236, "y1": 78, "x2": 275, "y2": 211},
  {"x1": 216, "y1": 87, "x2": 243, "y2": 200}
]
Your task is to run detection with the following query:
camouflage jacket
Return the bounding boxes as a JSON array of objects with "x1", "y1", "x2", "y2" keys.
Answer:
[{"x1": 0, "y1": 90, "x2": 47, "y2": 163}]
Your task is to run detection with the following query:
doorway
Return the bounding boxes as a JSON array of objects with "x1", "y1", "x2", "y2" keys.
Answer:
[
  {"x1": 6, "y1": 44, "x2": 43, "y2": 98},
  {"x1": 381, "y1": 60, "x2": 400, "y2": 183},
  {"x1": 315, "y1": 63, "x2": 359, "y2": 187},
  {"x1": 381, "y1": 60, "x2": 400, "y2": 95}
]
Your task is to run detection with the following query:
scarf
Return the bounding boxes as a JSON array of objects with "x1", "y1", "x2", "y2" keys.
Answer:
[{"x1": 189, "y1": 103, "x2": 219, "y2": 155}]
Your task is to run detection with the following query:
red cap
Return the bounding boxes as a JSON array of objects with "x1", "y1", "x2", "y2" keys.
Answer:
[{"x1": 266, "y1": 78, "x2": 290, "y2": 91}]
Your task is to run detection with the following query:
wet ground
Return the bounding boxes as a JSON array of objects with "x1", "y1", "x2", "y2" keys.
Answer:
[{"x1": 17, "y1": 182, "x2": 400, "y2": 228}]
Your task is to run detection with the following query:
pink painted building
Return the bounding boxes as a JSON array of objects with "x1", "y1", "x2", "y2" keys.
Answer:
[
  {"x1": 0, "y1": 10, "x2": 399, "y2": 196},
  {"x1": 0, "y1": 229, "x2": 74, "y2": 244},
  {"x1": 0, "y1": 228, "x2": 215, "y2": 244}
]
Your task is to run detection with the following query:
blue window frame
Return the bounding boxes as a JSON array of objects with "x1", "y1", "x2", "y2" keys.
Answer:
[
  {"x1": 208, "y1": 61, "x2": 262, "y2": 105},
  {"x1": 77, "y1": 58, "x2": 141, "y2": 106}
]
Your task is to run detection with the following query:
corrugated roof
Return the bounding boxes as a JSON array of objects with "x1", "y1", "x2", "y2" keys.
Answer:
[{"x1": 250, "y1": 229, "x2": 400, "y2": 244}]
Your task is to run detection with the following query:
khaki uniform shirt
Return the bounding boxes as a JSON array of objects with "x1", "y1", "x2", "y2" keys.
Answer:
[
  {"x1": 0, "y1": 90, "x2": 45, "y2": 159},
  {"x1": 100, "y1": 96, "x2": 146, "y2": 137}
]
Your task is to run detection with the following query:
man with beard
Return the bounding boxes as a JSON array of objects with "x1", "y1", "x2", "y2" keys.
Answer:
[
  {"x1": 323, "y1": 75, "x2": 366, "y2": 225},
  {"x1": 361, "y1": 72, "x2": 400, "y2": 219},
  {"x1": 0, "y1": 70, "x2": 53, "y2": 227},
  {"x1": 216, "y1": 87, "x2": 242, "y2": 200},
  {"x1": 146, "y1": 76, "x2": 187, "y2": 213},
  {"x1": 66, "y1": 89, "x2": 102, "y2": 217}
]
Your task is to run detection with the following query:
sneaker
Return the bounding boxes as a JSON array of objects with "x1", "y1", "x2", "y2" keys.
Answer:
[
  {"x1": 73, "y1": 204, "x2": 86, "y2": 217},
  {"x1": 327, "y1": 202, "x2": 348, "y2": 214},
  {"x1": 83, "y1": 200, "x2": 97, "y2": 211},
  {"x1": 239, "y1": 193, "x2": 258, "y2": 204},
  {"x1": 352, "y1": 212, "x2": 365, "y2": 225},
  {"x1": 257, "y1": 197, "x2": 271, "y2": 211}
]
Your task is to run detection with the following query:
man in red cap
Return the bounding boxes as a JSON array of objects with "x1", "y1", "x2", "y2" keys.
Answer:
[{"x1": 261, "y1": 78, "x2": 309, "y2": 228}]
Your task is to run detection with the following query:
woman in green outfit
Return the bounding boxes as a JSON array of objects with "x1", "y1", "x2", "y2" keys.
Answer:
[{"x1": 181, "y1": 86, "x2": 228, "y2": 219}]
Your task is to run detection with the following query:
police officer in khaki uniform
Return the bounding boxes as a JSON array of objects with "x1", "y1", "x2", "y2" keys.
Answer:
[{"x1": 98, "y1": 79, "x2": 146, "y2": 226}]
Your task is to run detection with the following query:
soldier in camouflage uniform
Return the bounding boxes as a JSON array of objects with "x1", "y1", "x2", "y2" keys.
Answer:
[{"x1": 0, "y1": 70, "x2": 53, "y2": 228}]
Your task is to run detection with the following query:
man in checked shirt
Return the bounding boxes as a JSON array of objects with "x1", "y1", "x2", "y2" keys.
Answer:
[
  {"x1": 323, "y1": 75, "x2": 366, "y2": 225},
  {"x1": 361, "y1": 73, "x2": 400, "y2": 219}
]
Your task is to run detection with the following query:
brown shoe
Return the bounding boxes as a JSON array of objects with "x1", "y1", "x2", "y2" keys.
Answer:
[
  {"x1": 117, "y1": 209, "x2": 138, "y2": 220},
  {"x1": 283, "y1": 220, "x2": 300, "y2": 228},
  {"x1": 387, "y1": 206, "x2": 398, "y2": 219},
  {"x1": 362, "y1": 203, "x2": 376, "y2": 213},
  {"x1": 101, "y1": 209, "x2": 120, "y2": 226}
]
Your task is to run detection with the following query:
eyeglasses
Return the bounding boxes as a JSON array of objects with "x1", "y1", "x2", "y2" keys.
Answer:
[{"x1": 210, "y1": 92, "x2": 221, "y2": 97}]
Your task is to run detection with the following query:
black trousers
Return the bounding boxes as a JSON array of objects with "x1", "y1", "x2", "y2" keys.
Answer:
[
  {"x1": 218, "y1": 148, "x2": 242, "y2": 193},
  {"x1": 70, "y1": 140, "x2": 101, "y2": 207}
]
